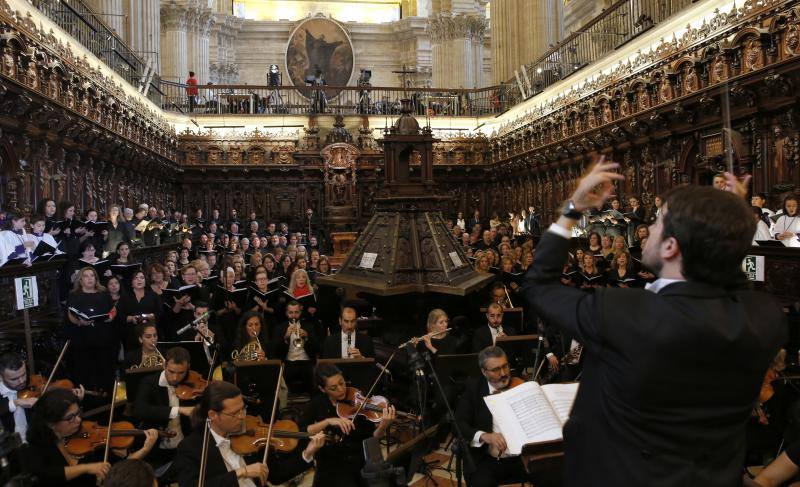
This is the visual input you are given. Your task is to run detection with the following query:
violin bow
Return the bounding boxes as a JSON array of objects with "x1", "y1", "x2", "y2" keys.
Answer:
[
  {"x1": 352, "y1": 350, "x2": 396, "y2": 419},
  {"x1": 101, "y1": 380, "x2": 120, "y2": 465},
  {"x1": 262, "y1": 363, "x2": 285, "y2": 466},
  {"x1": 42, "y1": 339, "x2": 70, "y2": 396},
  {"x1": 206, "y1": 350, "x2": 218, "y2": 383},
  {"x1": 197, "y1": 419, "x2": 211, "y2": 487}
]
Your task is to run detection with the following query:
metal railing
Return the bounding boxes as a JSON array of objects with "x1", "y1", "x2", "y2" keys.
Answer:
[
  {"x1": 160, "y1": 81, "x2": 510, "y2": 117},
  {"x1": 502, "y1": 0, "x2": 694, "y2": 105},
  {"x1": 29, "y1": 0, "x2": 161, "y2": 103}
]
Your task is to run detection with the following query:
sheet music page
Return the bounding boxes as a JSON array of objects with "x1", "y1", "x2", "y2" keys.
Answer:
[
  {"x1": 541, "y1": 382, "x2": 579, "y2": 425},
  {"x1": 483, "y1": 381, "x2": 563, "y2": 455}
]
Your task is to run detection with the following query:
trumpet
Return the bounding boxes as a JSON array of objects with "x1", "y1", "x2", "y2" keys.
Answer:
[{"x1": 291, "y1": 321, "x2": 305, "y2": 349}]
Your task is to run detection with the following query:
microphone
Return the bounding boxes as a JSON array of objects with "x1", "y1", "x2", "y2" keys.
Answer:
[{"x1": 177, "y1": 311, "x2": 210, "y2": 336}]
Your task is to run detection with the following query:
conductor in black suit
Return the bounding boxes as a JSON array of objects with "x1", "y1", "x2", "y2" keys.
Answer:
[
  {"x1": 455, "y1": 346, "x2": 537, "y2": 486},
  {"x1": 321, "y1": 306, "x2": 375, "y2": 359},
  {"x1": 173, "y1": 380, "x2": 326, "y2": 487},
  {"x1": 524, "y1": 158, "x2": 787, "y2": 487},
  {"x1": 471, "y1": 303, "x2": 516, "y2": 352}
]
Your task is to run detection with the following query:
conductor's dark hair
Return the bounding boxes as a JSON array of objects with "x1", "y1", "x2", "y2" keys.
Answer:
[
  {"x1": 104, "y1": 459, "x2": 155, "y2": 487},
  {"x1": 28, "y1": 388, "x2": 78, "y2": 446},
  {"x1": 165, "y1": 346, "x2": 190, "y2": 366},
  {"x1": 192, "y1": 380, "x2": 241, "y2": 428},
  {"x1": 0, "y1": 351, "x2": 23, "y2": 372},
  {"x1": 661, "y1": 185, "x2": 754, "y2": 287},
  {"x1": 315, "y1": 363, "x2": 342, "y2": 389}
]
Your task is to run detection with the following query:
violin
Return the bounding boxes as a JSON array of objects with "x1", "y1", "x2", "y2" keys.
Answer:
[
  {"x1": 18, "y1": 374, "x2": 107, "y2": 399},
  {"x1": 175, "y1": 370, "x2": 207, "y2": 400},
  {"x1": 336, "y1": 387, "x2": 419, "y2": 423},
  {"x1": 64, "y1": 420, "x2": 175, "y2": 457},
  {"x1": 229, "y1": 416, "x2": 340, "y2": 455}
]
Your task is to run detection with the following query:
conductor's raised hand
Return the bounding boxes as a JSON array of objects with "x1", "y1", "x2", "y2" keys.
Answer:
[
  {"x1": 722, "y1": 171, "x2": 751, "y2": 199},
  {"x1": 570, "y1": 155, "x2": 625, "y2": 212}
]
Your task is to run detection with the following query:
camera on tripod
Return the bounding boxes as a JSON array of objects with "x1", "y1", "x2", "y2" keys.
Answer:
[
  {"x1": 267, "y1": 64, "x2": 281, "y2": 87},
  {"x1": 358, "y1": 69, "x2": 372, "y2": 87}
]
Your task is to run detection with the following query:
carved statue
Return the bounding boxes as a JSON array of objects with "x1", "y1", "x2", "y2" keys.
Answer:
[
  {"x1": 744, "y1": 38, "x2": 763, "y2": 72},
  {"x1": 658, "y1": 77, "x2": 674, "y2": 103},
  {"x1": 785, "y1": 24, "x2": 799, "y2": 57}
]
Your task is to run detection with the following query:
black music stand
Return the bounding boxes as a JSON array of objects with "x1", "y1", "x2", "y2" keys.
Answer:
[
  {"x1": 434, "y1": 353, "x2": 480, "y2": 388},
  {"x1": 520, "y1": 439, "x2": 564, "y2": 487},
  {"x1": 495, "y1": 334, "x2": 539, "y2": 374},
  {"x1": 232, "y1": 359, "x2": 282, "y2": 418},
  {"x1": 317, "y1": 357, "x2": 377, "y2": 391},
  {"x1": 159, "y1": 341, "x2": 211, "y2": 378},
  {"x1": 123, "y1": 365, "x2": 162, "y2": 416}
]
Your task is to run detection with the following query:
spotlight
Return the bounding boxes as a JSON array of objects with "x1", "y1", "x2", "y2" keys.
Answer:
[{"x1": 536, "y1": 67, "x2": 543, "y2": 74}]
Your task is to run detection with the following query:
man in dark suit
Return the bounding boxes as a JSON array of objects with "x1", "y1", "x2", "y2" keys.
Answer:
[
  {"x1": 472, "y1": 303, "x2": 516, "y2": 352},
  {"x1": 133, "y1": 346, "x2": 195, "y2": 463},
  {"x1": 455, "y1": 346, "x2": 540, "y2": 486},
  {"x1": 272, "y1": 301, "x2": 318, "y2": 394},
  {"x1": 526, "y1": 206, "x2": 541, "y2": 238},
  {"x1": 173, "y1": 381, "x2": 325, "y2": 486},
  {"x1": 524, "y1": 159, "x2": 786, "y2": 487},
  {"x1": 468, "y1": 209, "x2": 482, "y2": 233},
  {"x1": 321, "y1": 306, "x2": 375, "y2": 359}
]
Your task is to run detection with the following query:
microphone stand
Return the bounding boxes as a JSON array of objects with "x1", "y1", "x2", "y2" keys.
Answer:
[
  {"x1": 421, "y1": 352, "x2": 475, "y2": 487},
  {"x1": 532, "y1": 335, "x2": 544, "y2": 382}
]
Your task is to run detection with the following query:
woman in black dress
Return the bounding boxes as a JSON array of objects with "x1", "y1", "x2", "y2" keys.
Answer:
[
  {"x1": 416, "y1": 309, "x2": 457, "y2": 356},
  {"x1": 18, "y1": 388, "x2": 157, "y2": 487},
  {"x1": 65, "y1": 267, "x2": 118, "y2": 396},
  {"x1": 117, "y1": 270, "x2": 160, "y2": 351},
  {"x1": 103, "y1": 205, "x2": 130, "y2": 255}
]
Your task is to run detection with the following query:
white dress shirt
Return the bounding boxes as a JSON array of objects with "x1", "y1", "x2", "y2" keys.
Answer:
[
  {"x1": 209, "y1": 427, "x2": 256, "y2": 487},
  {"x1": 0, "y1": 382, "x2": 27, "y2": 443},
  {"x1": 340, "y1": 331, "x2": 354, "y2": 358},
  {"x1": 158, "y1": 371, "x2": 184, "y2": 449}
]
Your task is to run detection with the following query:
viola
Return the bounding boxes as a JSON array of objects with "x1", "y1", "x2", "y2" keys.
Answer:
[
  {"x1": 229, "y1": 416, "x2": 340, "y2": 455},
  {"x1": 335, "y1": 387, "x2": 419, "y2": 423},
  {"x1": 64, "y1": 420, "x2": 175, "y2": 457},
  {"x1": 175, "y1": 370, "x2": 208, "y2": 400},
  {"x1": 18, "y1": 374, "x2": 106, "y2": 399}
]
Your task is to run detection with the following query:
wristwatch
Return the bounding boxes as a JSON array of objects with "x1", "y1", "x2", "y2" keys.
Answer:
[{"x1": 561, "y1": 200, "x2": 584, "y2": 220}]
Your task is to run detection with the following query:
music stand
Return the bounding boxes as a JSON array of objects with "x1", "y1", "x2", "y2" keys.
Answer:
[
  {"x1": 123, "y1": 365, "x2": 162, "y2": 416},
  {"x1": 495, "y1": 334, "x2": 539, "y2": 374},
  {"x1": 317, "y1": 357, "x2": 376, "y2": 391},
  {"x1": 434, "y1": 353, "x2": 480, "y2": 388},
  {"x1": 520, "y1": 439, "x2": 564, "y2": 485},
  {"x1": 233, "y1": 359, "x2": 282, "y2": 418},
  {"x1": 159, "y1": 341, "x2": 211, "y2": 378}
]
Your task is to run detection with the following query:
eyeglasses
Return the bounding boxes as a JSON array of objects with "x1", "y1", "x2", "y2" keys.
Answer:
[
  {"x1": 483, "y1": 363, "x2": 510, "y2": 374},
  {"x1": 220, "y1": 406, "x2": 247, "y2": 419},
  {"x1": 61, "y1": 408, "x2": 83, "y2": 423}
]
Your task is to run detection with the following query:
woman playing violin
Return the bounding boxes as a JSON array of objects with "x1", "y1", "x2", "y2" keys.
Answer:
[
  {"x1": 302, "y1": 364, "x2": 396, "y2": 487},
  {"x1": 18, "y1": 388, "x2": 158, "y2": 486}
]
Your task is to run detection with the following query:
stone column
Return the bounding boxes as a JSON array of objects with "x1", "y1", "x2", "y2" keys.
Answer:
[
  {"x1": 198, "y1": 13, "x2": 215, "y2": 85},
  {"x1": 160, "y1": 3, "x2": 188, "y2": 82},
  {"x1": 124, "y1": 0, "x2": 160, "y2": 73},
  {"x1": 429, "y1": 14, "x2": 487, "y2": 88},
  {"x1": 490, "y1": 0, "x2": 562, "y2": 85},
  {"x1": 86, "y1": 0, "x2": 125, "y2": 38},
  {"x1": 186, "y1": 5, "x2": 200, "y2": 78}
]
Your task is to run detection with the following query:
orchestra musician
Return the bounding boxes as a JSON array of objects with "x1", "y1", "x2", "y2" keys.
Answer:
[
  {"x1": 18, "y1": 388, "x2": 158, "y2": 487},
  {"x1": 132, "y1": 347, "x2": 195, "y2": 471},
  {"x1": 272, "y1": 300, "x2": 317, "y2": 394},
  {"x1": 321, "y1": 306, "x2": 374, "y2": 359},
  {"x1": 454, "y1": 346, "x2": 534, "y2": 487},
  {"x1": 123, "y1": 322, "x2": 163, "y2": 371},
  {"x1": 472, "y1": 303, "x2": 516, "y2": 352},
  {"x1": 416, "y1": 309, "x2": 458, "y2": 357},
  {"x1": 173, "y1": 380, "x2": 325, "y2": 487},
  {"x1": 231, "y1": 312, "x2": 268, "y2": 362},
  {"x1": 302, "y1": 364, "x2": 395, "y2": 487},
  {"x1": 524, "y1": 159, "x2": 787, "y2": 486}
]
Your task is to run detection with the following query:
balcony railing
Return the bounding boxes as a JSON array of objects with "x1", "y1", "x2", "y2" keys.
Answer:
[
  {"x1": 159, "y1": 81, "x2": 509, "y2": 117},
  {"x1": 29, "y1": 0, "x2": 160, "y2": 103},
  {"x1": 502, "y1": 0, "x2": 694, "y2": 105}
]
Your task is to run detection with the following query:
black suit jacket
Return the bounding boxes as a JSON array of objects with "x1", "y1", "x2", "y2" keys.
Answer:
[
  {"x1": 455, "y1": 376, "x2": 493, "y2": 461},
  {"x1": 174, "y1": 428, "x2": 310, "y2": 487},
  {"x1": 271, "y1": 320, "x2": 318, "y2": 359},
  {"x1": 524, "y1": 231, "x2": 786, "y2": 487},
  {"x1": 132, "y1": 373, "x2": 191, "y2": 434},
  {"x1": 321, "y1": 332, "x2": 375, "y2": 359},
  {"x1": 472, "y1": 324, "x2": 516, "y2": 353}
]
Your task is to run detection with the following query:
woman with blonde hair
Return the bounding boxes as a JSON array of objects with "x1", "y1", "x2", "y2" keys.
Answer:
[{"x1": 415, "y1": 309, "x2": 457, "y2": 356}]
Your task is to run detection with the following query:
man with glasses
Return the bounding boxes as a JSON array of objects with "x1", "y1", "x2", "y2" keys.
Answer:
[
  {"x1": 455, "y1": 346, "x2": 537, "y2": 487},
  {"x1": 174, "y1": 380, "x2": 325, "y2": 486}
]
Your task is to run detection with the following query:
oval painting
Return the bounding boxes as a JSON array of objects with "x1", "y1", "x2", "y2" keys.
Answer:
[{"x1": 285, "y1": 16, "x2": 355, "y2": 99}]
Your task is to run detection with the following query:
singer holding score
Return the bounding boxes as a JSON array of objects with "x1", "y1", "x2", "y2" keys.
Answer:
[
  {"x1": 321, "y1": 306, "x2": 375, "y2": 359},
  {"x1": 524, "y1": 156, "x2": 786, "y2": 486}
]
